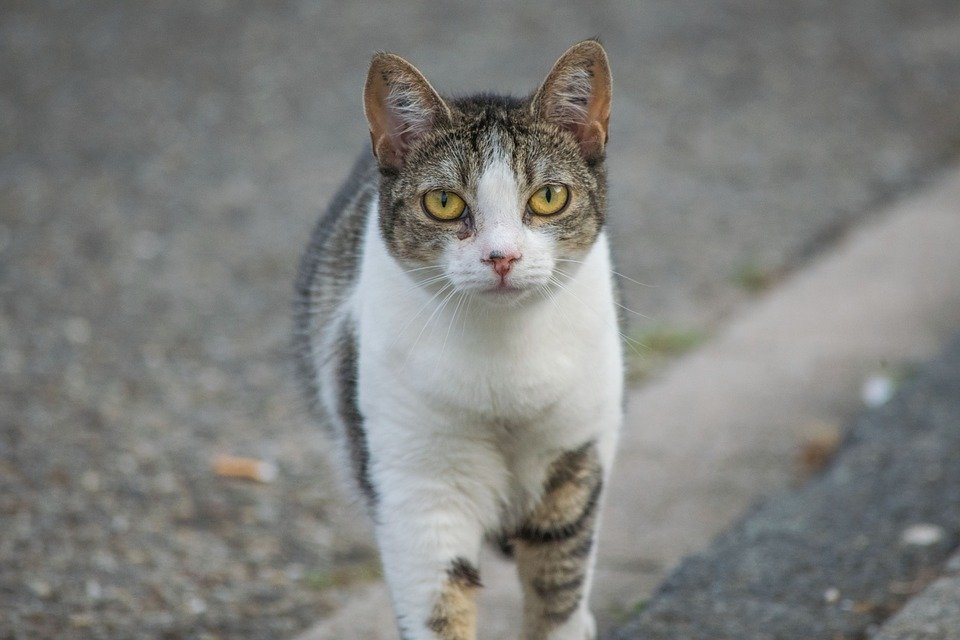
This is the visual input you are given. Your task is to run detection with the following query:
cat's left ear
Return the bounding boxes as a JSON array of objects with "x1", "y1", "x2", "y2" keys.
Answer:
[
  {"x1": 531, "y1": 40, "x2": 612, "y2": 160},
  {"x1": 364, "y1": 53, "x2": 452, "y2": 170}
]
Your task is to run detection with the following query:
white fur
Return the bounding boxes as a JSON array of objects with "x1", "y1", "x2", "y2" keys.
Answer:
[{"x1": 337, "y1": 151, "x2": 622, "y2": 639}]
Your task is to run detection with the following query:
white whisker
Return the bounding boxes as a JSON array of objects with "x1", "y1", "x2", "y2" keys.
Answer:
[
  {"x1": 547, "y1": 274, "x2": 645, "y2": 360},
  {"x1": 555, "y1": 258, "x2": 656, "y2": 288},
  {"x1": 406, "y1": 284, "x2": 458, "y2": 367},
  {"x1": 438, "y1": 291, "x2": 467, "y2": 365},
  {"x1": 553, "y1": 267, "x2": 652, "y2": 320},
  {"x1": 398, "y1": 264, "x2": 445, "y2": 276},
  {"x1": 400, "y1": 273, "x2": 448, "y2": 295},
  {"x1": 393, "y1": 282, "x2": 453, "y2": 348},
  {"x1": 459, "y1": 293, "x2": 474, "y2": 339},
  {"x1": 537, "y1": 282, "x2": 604, "y2": 399}
]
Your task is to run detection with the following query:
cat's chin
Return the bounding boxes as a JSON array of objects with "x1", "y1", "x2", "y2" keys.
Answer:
[{"x1": 474, "y1": 284, "x2": 540, "y2": 307}]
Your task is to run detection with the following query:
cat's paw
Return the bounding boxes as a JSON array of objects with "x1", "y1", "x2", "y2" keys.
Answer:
[{"x1": 544, "y1": 610, "x2": 595, "y2": 640}]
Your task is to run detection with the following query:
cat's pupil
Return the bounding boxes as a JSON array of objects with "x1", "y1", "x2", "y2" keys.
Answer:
[
  {"x1": 440, "y1": 191, "x2": 448, "y2": 208},
  {"x1": 545, "y1": 188, "x2": 552, "y2": 203}
]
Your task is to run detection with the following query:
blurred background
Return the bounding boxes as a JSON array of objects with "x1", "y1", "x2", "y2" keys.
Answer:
[{"x1": 1, "y1": 1, "x2": 959, "y2": 638}]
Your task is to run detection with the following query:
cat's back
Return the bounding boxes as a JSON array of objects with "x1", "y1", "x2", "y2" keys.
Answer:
[{"x1": 293, "y1": 152, "x2": 377, "y2": 406}]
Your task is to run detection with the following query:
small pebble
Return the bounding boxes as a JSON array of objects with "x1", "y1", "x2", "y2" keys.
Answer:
[
  {"x1": 70, "y1": 613, "x2": 95, "y2": 628},
  {"x1": 901, "y1": 523, "x2": 945, "y2": 546},
  {"x1": 284, "y1": 563, "x2": 304, "y2": 581},
  {"x1": 111, "y1": 514, "x2": 130, "y2": 532},
  {"x1": 93, "y1": 550, "x2": 118, "y2": 571},
  {"x1": 186, "y1": 595, "x2": 207, "y2": 615},
  {"x1": 126, "y1": 548, "x2": 147, "y2": 564},
  {"x1": 154, "y1": 471, "x2": 179, "y2": 494},
  {"x1": 86, "y1": 579, "x2": 103, "y2": 600},
  {"x1": 861, "y1": 374, "x2": 895, "y2": 407},
  {"x1": 64, "y1": 317, "x2": 92, "y2": 345},
  {"x1": 81, "y1": 470, "x2": 101, "y2": 492},
  {"x1": 823, "y1": 587, "x2": 840, "y2": 604},
  {"x1": 27, "y1": 579, "x2": 52, "y2": 599}
]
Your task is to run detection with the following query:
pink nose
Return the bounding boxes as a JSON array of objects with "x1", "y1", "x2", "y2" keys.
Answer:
[{"x1": 483, "y1": 251, "x2": 521, "y2": 278}]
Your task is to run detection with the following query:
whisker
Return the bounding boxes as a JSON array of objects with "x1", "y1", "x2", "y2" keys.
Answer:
[
  {"x1": 393, "y1": 282, "x2": 453, "y2": 348},
  {"x1": 399, "y1": 273, "x2": 448, "y2": 295},
  {"x1": 553, "y1": 267, "x2": 652, "y2": 320},
  {"x1": 538, "y1": 282, "x2": 604, "y2": 399},
  {"x1": 459, "y1": 293, "x2": 474, "y2": 339},
  {"x1": 406, "y1": 284, "x2": 458, "y2": 367},
  {"x1": 438, "y1": 291, "x2": 467, "y2": 365},
  {"x1": 547, "y1": 274, "x2": 645, "y2": 360},
  {"x1": 554, "y1": 258, "x2": 656, "y2": 288},
  {"x1": 398, "y1": 264, "x2": 445, "y2": 276}
]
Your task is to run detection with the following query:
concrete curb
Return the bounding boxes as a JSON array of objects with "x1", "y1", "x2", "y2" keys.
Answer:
[
  {"x1": 295, "y1": 169, "x2": 960, "y2": 640},
  {"x1": 594, "y1": 167, "x2": 960, "y2": 620},
  {"x1": 874, "y1": 552, "x2": 960, "y2": 640},
  {"x1": 606, "y1": 331, "x2": 960, "y2": 639}
]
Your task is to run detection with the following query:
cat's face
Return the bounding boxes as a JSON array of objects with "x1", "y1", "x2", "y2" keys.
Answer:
[{"x1": 365, "y1": 41, "x2": 611, "y2": 306}]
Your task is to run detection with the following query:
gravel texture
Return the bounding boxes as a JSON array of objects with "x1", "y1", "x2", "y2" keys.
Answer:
[
  {"x1": 1, "y1": 1, "x2": 960, "y2": 638},
  {"x1": 874, "y1": 552, "x2": 960, "y2": 640},
  {"x1": 606, "y1": 333, "x2": 960, "y2": 640}
]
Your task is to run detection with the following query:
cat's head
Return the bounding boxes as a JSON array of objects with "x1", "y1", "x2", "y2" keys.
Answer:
[{"x1": 364, "y1": 40, "x2": 611, "y2": 306}]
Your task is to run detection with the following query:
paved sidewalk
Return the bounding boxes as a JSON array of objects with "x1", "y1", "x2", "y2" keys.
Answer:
[{"x1": 296, "y1": 169, "x2": 960, "y2": 639}]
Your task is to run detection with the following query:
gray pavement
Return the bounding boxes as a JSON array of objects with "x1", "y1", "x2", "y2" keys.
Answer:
[
  {"x1": 874, "y1": 553, "x2": 960, "y2": 640},
  {"x1": 607, "y1": 330, "x2": 960, "y2": 640},
  {"x1": 2, "y1": 1, "x2": 960, "y2": 639}
]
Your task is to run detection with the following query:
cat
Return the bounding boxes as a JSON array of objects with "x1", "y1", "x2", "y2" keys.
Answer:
[{"x1": 294, "y1": 40, "x2": 622, "y2": 640}]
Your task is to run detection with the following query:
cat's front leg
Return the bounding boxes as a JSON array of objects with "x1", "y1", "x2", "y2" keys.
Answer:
[
  {"x1": 376, "y1": 493, "x2": 484, "y2": 640},
  {"x1": 514, "y1": 441, "x2": 604, "y2": 640},
  {"x1": 371, "y1": 443, "x2": 493, "y2": 640}
]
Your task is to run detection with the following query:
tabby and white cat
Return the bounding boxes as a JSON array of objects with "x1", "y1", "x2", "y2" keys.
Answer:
[{"x1": 294, "y1": 40, "x2": 622, "y2": 640}]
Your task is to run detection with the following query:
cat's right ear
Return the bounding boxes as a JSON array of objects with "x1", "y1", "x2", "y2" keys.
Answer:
[{"x1": 364, "y1": 53, "x2": 451, "y2": 170}]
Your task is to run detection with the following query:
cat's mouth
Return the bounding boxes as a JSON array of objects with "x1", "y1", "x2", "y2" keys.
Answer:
[
  {"x1": 475, "y1": 281, "x2": 539, "y2": 305},
  {"x1": 482, "y1": 283, "x2": 525, "y2": 295}
]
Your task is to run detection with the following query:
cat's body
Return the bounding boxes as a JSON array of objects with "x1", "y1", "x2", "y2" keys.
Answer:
[{"x1": 295, "y1": 42, "x2": 622, "y2": 640}]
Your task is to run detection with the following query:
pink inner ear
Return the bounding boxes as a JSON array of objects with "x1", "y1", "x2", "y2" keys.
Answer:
[
  {"x1": 385, "y1": 88, "x2": 434, "y2": 150},
  {"x1": 532, "y1": 42, "x2": 611, "y2": 159},
  {"x1": 548, "y1": 70, "x2": 608, "y2": 158},
  {"x1": 365, "y1": 54, "x2": 451, "y2": 168},
  {"x1": 551, "y1": 67, "x2": 594, "y2": 126}
]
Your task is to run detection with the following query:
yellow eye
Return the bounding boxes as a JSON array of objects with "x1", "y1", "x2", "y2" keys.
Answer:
[
  {"x1": 528, "y1": 184, "x2": 569, "y2": 216},
  {"x1": 422, "y1": 190, "x2": 467, "y2": 221}
]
